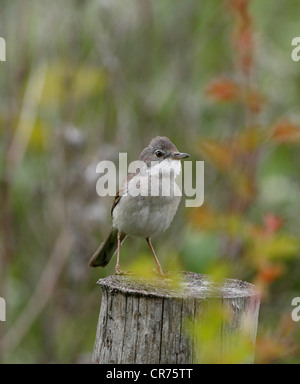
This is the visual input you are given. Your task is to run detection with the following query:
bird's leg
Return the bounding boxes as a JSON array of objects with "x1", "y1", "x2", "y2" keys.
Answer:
[
  {"x1": 115, "y1": 231, "x2": 123, "y2": 275},
  {"x1": 146, "y1": 237, "x2": 164, "y2": 275}
]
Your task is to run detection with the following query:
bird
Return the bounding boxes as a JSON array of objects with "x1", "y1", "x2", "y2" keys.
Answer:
[{"x1": 88, "y1": 136, "x2": 190, "y2": 275}]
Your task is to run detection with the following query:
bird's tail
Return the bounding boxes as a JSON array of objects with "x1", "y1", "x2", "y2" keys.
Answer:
[{"x1": 88, "y1": 228, "x2": 126, "y2": 268}]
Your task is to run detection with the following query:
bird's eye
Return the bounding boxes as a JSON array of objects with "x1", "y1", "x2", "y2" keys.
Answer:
[{"x1": 155, "y1": 150, "x2": 164, "y2": 158}]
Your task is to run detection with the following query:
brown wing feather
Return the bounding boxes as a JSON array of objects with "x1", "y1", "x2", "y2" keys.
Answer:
[
  {"x1": 111, "y1": 191, "x2": 121, "y2": 217},
  {"x1": 111, "y1": 172, "x2": 136, "y2": 217}
]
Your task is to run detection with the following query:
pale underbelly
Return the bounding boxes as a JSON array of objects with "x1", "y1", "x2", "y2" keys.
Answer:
[{"x1": 112, "y1": 195, "x2": 181, "y2": 238}]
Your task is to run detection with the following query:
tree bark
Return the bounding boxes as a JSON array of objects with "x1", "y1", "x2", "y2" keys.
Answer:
[{"x1": 92, "y1": 272, "x2": 260, "y2": 364}]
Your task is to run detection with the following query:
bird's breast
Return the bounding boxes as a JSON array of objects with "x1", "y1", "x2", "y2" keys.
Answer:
[{"x1": 112, "y1": 192, "x2": 181, "y2": 238}]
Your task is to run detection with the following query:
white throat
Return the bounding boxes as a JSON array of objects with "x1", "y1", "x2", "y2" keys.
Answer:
[{"x1": 147, "y1": 158, "x2": 182, "y2": 177}]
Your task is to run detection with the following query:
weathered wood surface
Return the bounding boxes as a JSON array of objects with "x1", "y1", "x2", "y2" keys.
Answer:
[{"x1": 92, "y1": 272, "x2": 260, "y2": 364}]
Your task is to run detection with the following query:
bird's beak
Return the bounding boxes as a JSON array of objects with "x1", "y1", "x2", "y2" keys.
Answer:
[{"x1": 171, "y1": 152, "x2": 190, "y2": 160}]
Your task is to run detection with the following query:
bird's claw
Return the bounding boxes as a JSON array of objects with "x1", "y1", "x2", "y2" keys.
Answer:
[
  {"x1": 153, "y1": 267, "x2": 167, "y2": 278},
  {"x1": 115, "y1": 266, "x2": 133, "y2": 276}
]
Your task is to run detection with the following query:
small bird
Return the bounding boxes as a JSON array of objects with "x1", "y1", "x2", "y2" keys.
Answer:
[{"x1": 89, "y1": 136, "x2": 190, "y2": 275}]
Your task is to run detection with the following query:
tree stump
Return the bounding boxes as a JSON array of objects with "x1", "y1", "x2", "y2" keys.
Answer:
[{"x1": 92, "y1": 272, "x2": 260, "y2": 364}]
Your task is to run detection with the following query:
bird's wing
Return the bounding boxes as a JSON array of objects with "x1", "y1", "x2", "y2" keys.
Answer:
[
  {"x1": 111, "y1": 190, "x2": 121, "y2": 217},
  {"x1": 111, "y1": 172, "x2": 136, "y2": 217}
]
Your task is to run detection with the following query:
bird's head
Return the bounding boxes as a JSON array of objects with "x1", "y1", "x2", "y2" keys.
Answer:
[{"x1": 139, "y1": 136, "x2": 190, "y2": 167}]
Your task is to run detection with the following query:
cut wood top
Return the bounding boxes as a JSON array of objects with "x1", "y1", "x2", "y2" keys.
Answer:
[{"x1": 96, "y1": 271, "x2": 258, "y2": 300}]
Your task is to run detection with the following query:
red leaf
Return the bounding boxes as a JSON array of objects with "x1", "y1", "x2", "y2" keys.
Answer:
[
  {"x1": 263, "y1": 214, "x2": 284, "y2": 235},
  {"x1": 206, "y1": 78, "x2": 240, "y2": 102},
  {"x1": 199, "y1": 140, "x2": 234, "y2": 170},
  {"x1": 270, "y1": 121, "x2": 300, "y2": 143},
  {"x1": 245, "y1": 89, "x2": 266, "y2": 114},
  {"x1": 258, "y1": 264, "x2": 285, "y2": 284}
]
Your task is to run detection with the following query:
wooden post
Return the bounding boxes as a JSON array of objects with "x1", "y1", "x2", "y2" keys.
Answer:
[{"x1": 92, "y1": 272, "x2": 260, "y2": 364}]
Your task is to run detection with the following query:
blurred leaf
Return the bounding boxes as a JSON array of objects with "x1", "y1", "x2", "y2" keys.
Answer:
[
  {"x1": 205, "y1": 261, "x2": 231, "y2": 283},
  {"x1": 233, "y1": 125, "x2": 266, "y2": 153},
  {"x1": 164, "y1": 251, "x2": 184, "y2": 275},
  {"x1": 72, "y1": 66, "x2": 108, "y2": 102},
  {"x1": 258, "y1": 146, "x2": 296, "y2": 177},
  {"x1": 229, "y1": 169, "x2": 257, "y2": 202},
  {"x1": 263, "y1": 213, "x2": 284, "y2": 235},
  {"x1": 127, "y1": 254, "x2": 160, "y2": 282},
  {"x1": 227, "y1": 0, "x2": 254, "y2": 76},
  {"x1": 182, "y1": 231, "x2": 220, "y2": 273},
  {"x1": 185, "y1": 300, "x2": 254, "y2": 364},
  {"x1": 206, "y1": 77, "x2": 240, "y2": 103},
  {"x1": 127, "y1": 255, "x2": 184, "y2": 292},
  {"x1": 244, "y1": 89, "x2": 266, "y2": 114},
  {"x1": 256, "y1": 337, "x2": 290, "y2": 364},
  {"x1": 247, "y1": 233, "x2": 299, "y2": 272},
  {"x1": 189, "y1": 206, "x2": 251, "y2": 239},
  {"x1": 257, "y1": 263, "x2": 285, "y2": 284},
  {"x1": 270, "y1": 121, "x2": 300, "y2": 144},
  {"x1": 227, "y1": 0, "x2": 252, "y2": 18},
  {"x1": 265, "y1": 235, "x2": 299, "y2": 260},
  {"x1": 40, "y1": 61, "x2": 66, "y2": 106},
  {"x1": 188, "y1": 205, "x2": 221, "y2": 231},
  {"x1": 41, "y1": 61, "x2": 107, "y2": 107},
  {"x1": 199, "y1": 137, "x2": 258, "y2": 202},
  {"x1": 185, "y1": 302, "x2": 226, "y2": 364},
  {"x1": 256, "y1": 315, "x2": 300, "y2": 364},
  {"x1": 28, "y1": 120, "x2": 52, "y2": 152},
  {"x1": 199, "y1": 139, "x2": 234, "y2": 171}
]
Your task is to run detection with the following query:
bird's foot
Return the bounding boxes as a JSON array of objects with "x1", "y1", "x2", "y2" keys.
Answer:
[
  {"x1": 153, "y1": 267, "x2": 167, "y2": 278},
  {"x1": 115, "y1": 265, "x2": 133, "y2": 276}
]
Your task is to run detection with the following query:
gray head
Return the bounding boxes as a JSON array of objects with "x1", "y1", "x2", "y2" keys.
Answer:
[{"x1": 139, "y1": 136, "x2": 190, "y2": 166}]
